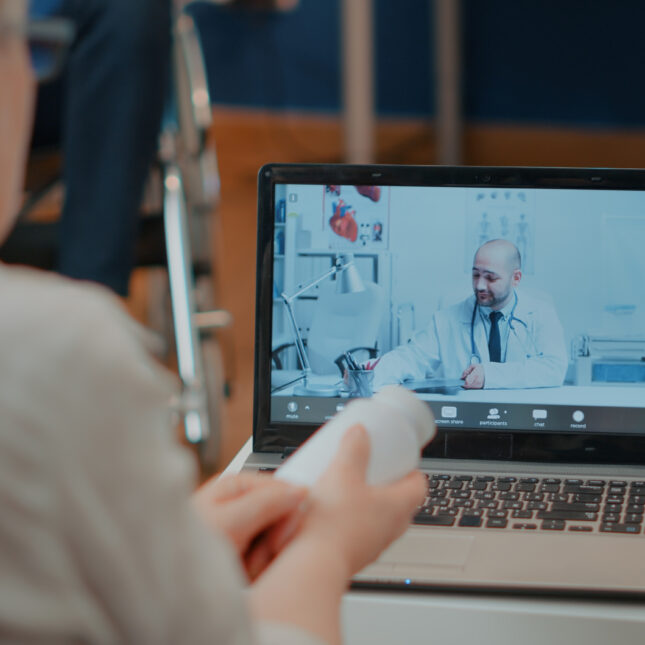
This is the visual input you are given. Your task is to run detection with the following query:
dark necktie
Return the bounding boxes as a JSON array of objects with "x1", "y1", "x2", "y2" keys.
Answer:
[{"x1": 488, "y1": 311, "x2": 503, "y2": 363}]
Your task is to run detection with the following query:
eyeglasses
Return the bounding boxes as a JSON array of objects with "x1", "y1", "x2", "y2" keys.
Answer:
[
  {"x1": 0, "y1": 16, "x2": 75, "y2": 83},
  {"x1": 27, "y1": 17, "x2": 75, "y2": 82}
]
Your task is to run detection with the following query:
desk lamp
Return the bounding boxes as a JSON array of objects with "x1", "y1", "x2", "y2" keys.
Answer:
[{"x1": 280, "y1": 253, "x2": 364, "y2": 395}]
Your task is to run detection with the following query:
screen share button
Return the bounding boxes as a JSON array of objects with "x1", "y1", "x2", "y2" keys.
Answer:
[
  {"x1": 441, "y1": 406, "x2": 457, "y2": 418},
  {"x1": 436, "y1": 405, "x2": 464, "y2": 426}
]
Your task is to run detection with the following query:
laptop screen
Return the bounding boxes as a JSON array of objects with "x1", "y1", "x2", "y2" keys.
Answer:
[{"x1": 256, "y1": 165, "x2": 645, "y2": 459}]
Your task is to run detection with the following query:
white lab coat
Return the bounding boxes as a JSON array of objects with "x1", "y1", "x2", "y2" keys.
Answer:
[{"x1": 373, "y1": 291, "x2": 568, "y2": 390}]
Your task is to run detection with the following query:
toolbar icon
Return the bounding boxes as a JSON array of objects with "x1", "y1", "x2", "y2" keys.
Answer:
[{"x1": 441, "y1": 406, "x2": 457, "y2": 419}]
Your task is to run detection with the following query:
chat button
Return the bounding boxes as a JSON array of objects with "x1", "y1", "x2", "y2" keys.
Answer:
[{"x1": 532, "y1": 409, "x2": 547, "y2": 421}]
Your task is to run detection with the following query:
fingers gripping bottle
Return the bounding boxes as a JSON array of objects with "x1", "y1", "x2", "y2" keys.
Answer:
[{"x1": 275, "y1": 386, "x2": 436, "y2": 487}]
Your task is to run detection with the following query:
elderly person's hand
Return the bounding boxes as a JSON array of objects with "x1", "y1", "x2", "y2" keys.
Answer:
[
  {"x1": 285, "y1": 425, "x2": 426, "y2": 577},
  {"x1": 193, "y1": 472, "x2": 308, "y2": 580},
  {"x1": 250, "y1": 426, "x2": 426, "y2": 644}
]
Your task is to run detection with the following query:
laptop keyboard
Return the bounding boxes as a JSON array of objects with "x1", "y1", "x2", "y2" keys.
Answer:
[
  {"x1": 259, "y1": 466, "x2": 645, "y2": 534},
  {"x1": 415, "y1": 473, "x2": 645, "y2": 534}
]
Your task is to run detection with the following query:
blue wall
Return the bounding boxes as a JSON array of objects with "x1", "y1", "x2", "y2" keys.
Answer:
[
  {"x1": 189, "y1": 1, "x2": 341, "y2": 112},
  {"x1": 30, "y1": 0, "x2": 64, "y2": 17},
  {"x1": 463, "y1": 0, "x2": 645, "y2": 127},
  {"x1": 189, "y1": 0, "x2": 645, "y2": 128}
]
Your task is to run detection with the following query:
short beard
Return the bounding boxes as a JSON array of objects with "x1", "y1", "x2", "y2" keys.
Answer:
[{"x1": 476, "y1": 288, "x2": 512, "y2": 310}]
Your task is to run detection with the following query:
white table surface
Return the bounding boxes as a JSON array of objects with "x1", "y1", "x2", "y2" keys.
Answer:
[
  {"x1": 225, "y1": 438, "x2": 645, "y2": 644},
  {"x1": 272, "y1": 371, "x2": 645, "y2": 407}
]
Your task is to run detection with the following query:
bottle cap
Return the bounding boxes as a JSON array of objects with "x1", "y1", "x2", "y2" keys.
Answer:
[{"x1": 373, "y1": 385, "x2": 436, "y2": 448}]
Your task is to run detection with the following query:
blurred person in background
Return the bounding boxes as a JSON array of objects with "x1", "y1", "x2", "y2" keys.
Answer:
[{"x1": 28, "y1": 0, "x2": 171, "y2": 295}]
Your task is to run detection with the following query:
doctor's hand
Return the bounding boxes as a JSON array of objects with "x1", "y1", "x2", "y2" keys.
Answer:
[
  {"x1": 192, "y1": 473, "x2": 308, "y2": 580},
  {"x1": 462, "y1": 364, "x2": 485, "y2": 389}
]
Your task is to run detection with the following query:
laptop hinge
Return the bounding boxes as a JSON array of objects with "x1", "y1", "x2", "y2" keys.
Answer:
[
  {"x1": 281, "y1": 447, "x2": 297, "y2": 460},
  {"x1": 444, "y1": 432, "x2": 513, "y2": 460}
]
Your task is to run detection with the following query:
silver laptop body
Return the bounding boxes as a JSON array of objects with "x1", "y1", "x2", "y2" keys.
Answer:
[{"x1": 246, "y1": 163, "x2": 645, "y2": 598}]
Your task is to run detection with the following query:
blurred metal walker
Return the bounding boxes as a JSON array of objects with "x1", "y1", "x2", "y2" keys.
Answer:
[
  {"x1": 160, "y1": 6, "x2": 232, "y2": 459},
  {"x1": 0, "y1": 5, "x2": 231, "y2": 464}
]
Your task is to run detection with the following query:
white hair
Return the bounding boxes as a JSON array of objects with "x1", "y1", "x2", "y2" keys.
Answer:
[{"x1": 1, "y1": 0, "x2": 27, "y2": 28}]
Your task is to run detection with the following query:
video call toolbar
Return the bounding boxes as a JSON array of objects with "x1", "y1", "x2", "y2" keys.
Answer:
[{"x1": 270, "y1": 396, "x2": 645, "y2": 435}]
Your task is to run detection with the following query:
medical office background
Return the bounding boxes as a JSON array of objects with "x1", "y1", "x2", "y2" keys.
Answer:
[
  {"x1": 184, "y1": 0, "x2": 645, "y2": 466},
  {"x1": 271, "y1": 183, "x2": 645, "y2": 405}
]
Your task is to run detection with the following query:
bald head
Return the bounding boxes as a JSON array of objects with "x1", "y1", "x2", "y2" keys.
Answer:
[
  {"x1": 475, "y1": 239, "x2": 521, "y2": 272},
  {"x1": 472, "y1": 239, "x2": 522, "y2": 310}
]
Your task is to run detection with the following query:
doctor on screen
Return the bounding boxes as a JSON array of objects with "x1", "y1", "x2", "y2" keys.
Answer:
[{"x1": 372, "y1": 239, "x2": 568, "y2": 390}]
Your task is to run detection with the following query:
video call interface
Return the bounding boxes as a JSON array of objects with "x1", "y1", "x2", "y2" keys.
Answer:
[{"x1": 269, "y1": 183, "x2": 645, "y2": 434}]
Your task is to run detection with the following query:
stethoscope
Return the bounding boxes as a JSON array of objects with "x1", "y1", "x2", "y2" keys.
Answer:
[{"x1": 469, "y1": 291, "x2": 543, "y2": 365}]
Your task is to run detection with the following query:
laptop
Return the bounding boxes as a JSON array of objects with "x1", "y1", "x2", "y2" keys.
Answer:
[{"x1": 245, "y1": 163, "x2": 645, "y2": 598}]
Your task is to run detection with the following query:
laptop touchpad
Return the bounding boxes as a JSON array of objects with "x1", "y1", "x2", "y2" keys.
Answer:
[{"x1": 379, "y1": 533, "x2": 473, "y2": 568}]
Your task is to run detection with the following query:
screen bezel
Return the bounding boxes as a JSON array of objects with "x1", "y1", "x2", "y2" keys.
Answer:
[{"x1": 253, "y1": 163, "x2": 645, "y2": 463}]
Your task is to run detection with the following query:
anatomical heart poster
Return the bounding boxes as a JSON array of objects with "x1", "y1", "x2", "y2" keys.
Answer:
[{"x1": 322, "y1": 185, "x2": 390, "y2": 250}]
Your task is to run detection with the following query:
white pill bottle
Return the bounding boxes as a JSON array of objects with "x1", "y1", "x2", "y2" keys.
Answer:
[{"x1": 275, "y1": 385, "x2": 436, "y2": 487}]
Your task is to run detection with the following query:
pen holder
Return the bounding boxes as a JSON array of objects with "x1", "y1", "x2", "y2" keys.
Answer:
[{"x1": 346, "y1": 368, "x2": 375, "y2": 398}]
